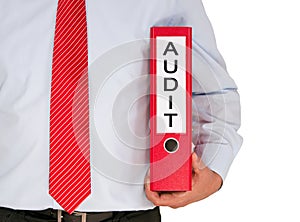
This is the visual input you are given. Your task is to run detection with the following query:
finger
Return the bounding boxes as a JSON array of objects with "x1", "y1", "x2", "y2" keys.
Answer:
[
  {"x1": 144, "y1": 187, "x2": 162, "y2": 206},
  {"x1": 192, "y1": 152, "x2": 207, "y2": 173},
  {"x1": 158, "y1": 192, "x2": 191, "y2": 208},
  {"x1": 144, "y1": 172, "x2": 163, "y2": 205},
  {"x1": 159, "y1": 191, "x2": 187, "y2": 200},
  {"x1": 168, "y1": 191, "x2": 187, "y2": 198},
  {"x1": 156, "y1": 192, "x2": 181, "y2": 207},
  {"x1": 192, "y1": 152, "x2": 201, "y2": 174},
  {"x1": 145, "y1": 186, "x2": 187, "y2": 207},
  {"x1": 144, "y1": 169, "x2": 150, "y2": 185}
]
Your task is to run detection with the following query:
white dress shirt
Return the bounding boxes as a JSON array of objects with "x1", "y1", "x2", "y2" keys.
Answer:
[{"x1": 0, "y1": 0, "x2": 242, "y2": 212}]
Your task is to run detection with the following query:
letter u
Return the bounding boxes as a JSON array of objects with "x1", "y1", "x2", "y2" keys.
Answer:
[{"x1": 164, "y1": 60, "x2": 178, "y2": 74}]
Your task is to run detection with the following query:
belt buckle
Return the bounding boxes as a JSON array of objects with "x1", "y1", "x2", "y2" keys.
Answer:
[
  {"x1": 57, "y1": 210, "x2": 87, "y2": 222},
  {"x1": 73, "y1": 211, "x2": 87, "y2": 222},
  {"x1": 57, "y1": 210, "x2": 62, "y2": 222}
]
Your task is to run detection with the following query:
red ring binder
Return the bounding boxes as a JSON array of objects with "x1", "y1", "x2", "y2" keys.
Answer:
[{"x1": 150, "y1": 27, "x2": 192, "y2": 191}]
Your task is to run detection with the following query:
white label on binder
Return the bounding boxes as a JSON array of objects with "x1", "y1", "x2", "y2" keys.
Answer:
[{"x1": 156, "y1": 37, "x2": 186, "y2": 134}]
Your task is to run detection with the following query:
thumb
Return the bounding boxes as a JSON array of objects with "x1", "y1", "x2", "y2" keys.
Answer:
[
  {"x1": 192, "y1": 152, "x2": 206, "y2": 174},
  {"x1": 144, "y1": 168, "x2": 150, "y2": 185}
]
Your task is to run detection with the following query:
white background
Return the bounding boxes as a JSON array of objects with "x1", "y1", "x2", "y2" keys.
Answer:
[{"x1": 162, "y1": 0, "x2": 300, "y2": 221}]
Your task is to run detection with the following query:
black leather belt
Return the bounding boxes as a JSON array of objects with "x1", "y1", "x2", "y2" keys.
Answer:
[
  {"x1": 0, "y1": 207, "x2": 113, "y2": 222},
  {"x1": 58, "y1": 210, "x2": 113, "y2": 222},
  {"x1": 0, "y1": 207, "x2": 161, "y2": 222},
  {"x1": 0, "y1": 206, "x2": 161, "y2": 222}
]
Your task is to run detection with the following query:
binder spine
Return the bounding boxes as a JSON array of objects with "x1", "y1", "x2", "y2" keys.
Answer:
[{"x1": 150, "y1": 27, "x2": 192, "y2": 191}]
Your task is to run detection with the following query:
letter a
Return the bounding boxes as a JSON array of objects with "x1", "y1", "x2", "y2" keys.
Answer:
[{"x1": 163, "y1": 42, "x2": 179, "y2": 56}]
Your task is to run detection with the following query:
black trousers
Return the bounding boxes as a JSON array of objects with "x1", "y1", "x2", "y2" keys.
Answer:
[{"x1": 0, "y1": 207, "x2": 161, "y2": 222}]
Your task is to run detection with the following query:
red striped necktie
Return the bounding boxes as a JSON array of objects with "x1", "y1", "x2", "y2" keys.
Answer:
[{"x1": 49, "y1": 0, "x2": 91, "y2": 214}]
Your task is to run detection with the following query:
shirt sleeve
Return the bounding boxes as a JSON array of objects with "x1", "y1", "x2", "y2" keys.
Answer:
[{"x1": 170, "y1": 0, "x2": 243, "y2": 180}]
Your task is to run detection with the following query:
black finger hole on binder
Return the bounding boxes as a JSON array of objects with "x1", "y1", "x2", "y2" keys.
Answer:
[{"x1": 164, "y1": 138, "x2": 179, "y2": 153}]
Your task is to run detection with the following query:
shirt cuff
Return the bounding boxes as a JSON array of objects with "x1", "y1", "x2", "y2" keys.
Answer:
[{"x1": 194, "y1": 143, "x2": 236, "y2": 182}]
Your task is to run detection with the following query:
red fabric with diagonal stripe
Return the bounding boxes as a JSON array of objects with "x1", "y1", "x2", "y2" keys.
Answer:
[{"x1": 49, "y1": 0, "x2": 91, "y2": 214}]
